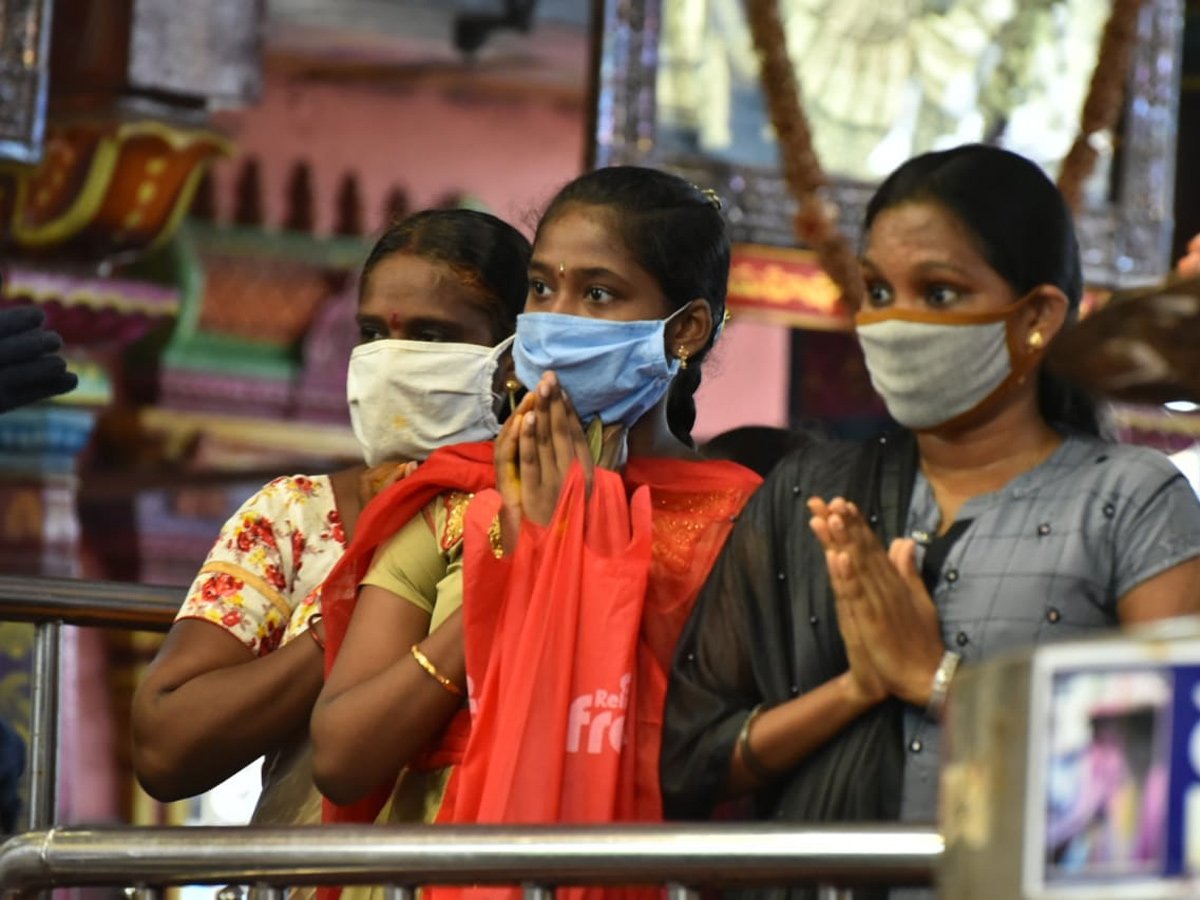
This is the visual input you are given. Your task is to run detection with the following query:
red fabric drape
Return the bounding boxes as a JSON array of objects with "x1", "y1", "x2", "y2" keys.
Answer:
[
  {"x1": 319, "y1": 443, "x2": 760, "y2": 900},
  {"x1": 320, "y1": 442, "x2": 497, "y2": 828}
]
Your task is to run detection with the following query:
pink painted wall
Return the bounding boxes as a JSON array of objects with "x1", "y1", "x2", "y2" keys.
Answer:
[
  {"x1": 694, "y1": 318, "x2": 791, "y2": 441},
  {"x1": 208, "y1": 66, "x2": 791, "y2": 439},
  {"x1": 210, "y1": 68, "x2": 586, "y2": 236}
]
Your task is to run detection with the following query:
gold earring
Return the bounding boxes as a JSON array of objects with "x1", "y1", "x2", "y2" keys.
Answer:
[
  {"x1": 1029, "y1": 332, "x2": 1044, "y2": 349},
  {"x1": 676, "y1": 346, "x2": 689, "y2": 370},
  {"x1": 505, "y1": 379, "x2": 522, "y2": 410},
  {"x1": 558, "y1": 262, "x2": 566, "y2": 275}
]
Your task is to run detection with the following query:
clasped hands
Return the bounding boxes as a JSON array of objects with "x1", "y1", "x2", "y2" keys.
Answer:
[
  {"x1": 495, "y1": 372, "x2": 625, "y2": 552},
  {"x1": 808, "y1": 497, "x2": 945, "y2": 709}
]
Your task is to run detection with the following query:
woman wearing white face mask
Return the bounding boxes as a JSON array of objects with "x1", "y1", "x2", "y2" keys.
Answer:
[
  {"x1": 661, "y1": 145, "x2": 1200, "y2": 899},
  {"x1": 131, "y1": 210, "x2": 530, "y2": 827},
  {"x1": 310, "y1": 167, "x2": 761, "y2": 880}
]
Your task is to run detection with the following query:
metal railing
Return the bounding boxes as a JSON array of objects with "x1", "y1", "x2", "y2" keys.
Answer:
[
  {"x1": 0, "y1": 576, "x2": 183, "y2": 830},
  {"x1": 0, "y1": 576, "x2": 944, "y2": 897},
  {"x1": 0, "y1": 824, "x2": 941, "y2": 894}
]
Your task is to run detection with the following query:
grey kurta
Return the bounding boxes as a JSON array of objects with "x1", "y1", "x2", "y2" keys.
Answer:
[
  {"x1": 899, "y1": 434, "x2": 1200, "y2": 822},
  {"x1": 663, "y1": 430, "x2": 1200, "y2": 900}
]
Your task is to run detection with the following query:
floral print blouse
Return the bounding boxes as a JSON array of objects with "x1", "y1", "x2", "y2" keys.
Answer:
[{"x1": 176, "y1": 474, "x2": 347, "y2": 654}]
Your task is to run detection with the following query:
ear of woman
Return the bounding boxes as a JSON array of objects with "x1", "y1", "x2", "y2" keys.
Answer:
[
  {"x1": 1022, "y1": 285, "x2": 1070, "y2": 353},
  {"x1": 667, "y1": 299, "x2": 714, "y2": 361}
]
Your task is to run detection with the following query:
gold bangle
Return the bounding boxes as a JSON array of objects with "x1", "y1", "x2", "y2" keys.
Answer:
[
  {"x1": 411, "y1": 644, "x2": 464, "y2": 696},
  {"x1": 487, "y1": 513, "x2": 505, "y2": 559}
]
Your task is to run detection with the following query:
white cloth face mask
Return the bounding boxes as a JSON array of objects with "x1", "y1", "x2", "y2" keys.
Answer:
[
  {"x1": 856, "y1": 317, "x2": 1013, "y2": 430},
  {"x1": 347, "y1": 336, "x2": 514, "y2": 466}
]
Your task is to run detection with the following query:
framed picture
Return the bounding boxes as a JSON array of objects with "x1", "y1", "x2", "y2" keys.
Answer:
[
  {"x1": 1019, "y1": 638, "x2": 1200, "y2": 899},
  {"x1": 0, "y1": 0, "x2": 51, "y2": 165},
  {"x1": 593, "y1": 0, "x2": 1185, "y2": 288}
]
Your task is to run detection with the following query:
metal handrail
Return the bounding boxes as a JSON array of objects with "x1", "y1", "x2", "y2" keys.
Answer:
[
  {"x1": 0, "y1": 575, "x2": 185, "y2": 831},
  {"x1": 0, "y1": 575, "x2": 182, "y2": 632},
  {"x1": 0, "y1": 825, "x2": 942, "y2": 891}
]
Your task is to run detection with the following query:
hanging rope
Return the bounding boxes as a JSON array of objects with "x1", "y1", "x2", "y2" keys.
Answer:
[
  {"x1": 746, "y1": 0, "x2": 864, "y2": 311},
  {"x1": 749, "y1": 0, "x2": 1146, "y2": 299},
  {"x1": 1056, "y1": 0, "x2": 1148, "y2": 213}
]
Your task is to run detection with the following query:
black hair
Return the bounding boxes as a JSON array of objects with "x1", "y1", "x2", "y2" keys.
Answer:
[
  {"x1": 361, "y1": 208, "x2": 531, "y2": 343},
  {"x1": 701, "y1": 424, "x2": 826, "y2": 477},
  {"x1": 536, "y1": 165, "x2": 730, "y2": 446},
  {"x1": 864, "y1": 144, "x2": 1101, "y2": 436}
]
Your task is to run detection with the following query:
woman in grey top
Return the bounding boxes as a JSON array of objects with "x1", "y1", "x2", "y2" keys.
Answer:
[{"x1": 661, "y1": 145, "x2": 1200, "y2": 896}]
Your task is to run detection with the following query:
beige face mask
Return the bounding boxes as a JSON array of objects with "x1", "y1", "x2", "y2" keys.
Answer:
[{"x1": 346, "y1": 336, "x2": 514, "y2": 465}]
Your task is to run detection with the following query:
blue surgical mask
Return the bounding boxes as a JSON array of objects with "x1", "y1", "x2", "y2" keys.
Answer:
[{"x1": 513, "y1": 308, "x2": 685, "y2": 427}]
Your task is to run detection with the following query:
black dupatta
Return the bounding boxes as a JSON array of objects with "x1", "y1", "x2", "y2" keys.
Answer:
[{"x1": 661, "y1": 432, "x2": 919, "y2": 898}]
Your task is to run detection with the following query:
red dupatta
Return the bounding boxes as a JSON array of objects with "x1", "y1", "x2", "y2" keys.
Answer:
[
  {"x1": 320, "y1": 441, "x2": 498, "y2": 827},
  {"x1": 320, "y1": 446, "x2": 760, "y2": 899}
]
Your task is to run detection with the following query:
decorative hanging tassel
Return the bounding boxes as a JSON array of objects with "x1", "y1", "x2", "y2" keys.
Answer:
[{"x1": 746, "y1": 0, "x2": 864, "y2": 311}]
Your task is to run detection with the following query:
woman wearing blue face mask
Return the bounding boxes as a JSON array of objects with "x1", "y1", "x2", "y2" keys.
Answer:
[
  {"x1": 132, "y1": 209, "x2": 530, "y2": 830},
  {"x1": 311, "y1": 167, "x2": 762, "y2": 866},
  {"x1": 660, "y1": 144, "x2": 1200, "y2": 900}
]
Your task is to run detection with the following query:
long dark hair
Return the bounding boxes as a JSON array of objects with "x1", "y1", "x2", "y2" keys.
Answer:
[
  {"x1": 361, "y1": 209, "x2": 531, "y2": 342},
  {"x1": 536, "y1": 166, "x2": 730, "y2": 446},
  {"x1": 864, "y1": 144, "x2": 1101, "y2": 436}
]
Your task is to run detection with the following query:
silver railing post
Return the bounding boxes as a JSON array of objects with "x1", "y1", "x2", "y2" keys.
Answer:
[
  {"x1": 383, "y1": 886, "x2": 415, "y2": 900},
  {"x1": 816, "y1": 886, "x2": 852, "y2": 900},
  {"x1": 26, "y1": 619, "x2": 62, "y2": 830},
  {"x1": 0, "y1": 824, "x2": 943, "y2": 892},
  {"x1": 666, "y1": 884, "x2": 699, "y2": 900}
]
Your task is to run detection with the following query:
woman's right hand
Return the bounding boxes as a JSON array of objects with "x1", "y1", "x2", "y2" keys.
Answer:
[{"x1": 809, "y1": 499, "x2": 888, "y2": 708}]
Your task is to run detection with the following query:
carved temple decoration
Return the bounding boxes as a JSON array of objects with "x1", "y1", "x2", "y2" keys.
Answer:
[{"x1": 0, "y1": 118, "x2": 231, "y2": 263}]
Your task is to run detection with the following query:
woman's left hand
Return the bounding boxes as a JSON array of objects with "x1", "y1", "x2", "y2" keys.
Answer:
[{"x1": 810, "y1": 498, "x2": 945, "y2": 707}]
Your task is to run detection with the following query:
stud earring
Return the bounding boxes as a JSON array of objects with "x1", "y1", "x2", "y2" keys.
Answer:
[
  {"x1": 676, "y1": 346, "x2": 689, "y2": 370},
  {"x1": 558, "y1": 262, "x2": 566, "y2": 275},
  {"x1": 505, "y1": 379, "x2": 522, "y2": 410},
  {"x1": 1029, "y1": 332, "x2": 1044, "y2": 349}
]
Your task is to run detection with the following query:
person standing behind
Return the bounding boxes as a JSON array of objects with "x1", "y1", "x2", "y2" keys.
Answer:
[
  {"x1": 0, "y1": 294, "x2": 76, "y2": 833},
  {"x1": 131, "y1": 210, "x2": 530, "y2": 829},
  {"x1": 0, "y1": 302, "x2": 77, "y2": 412}
]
